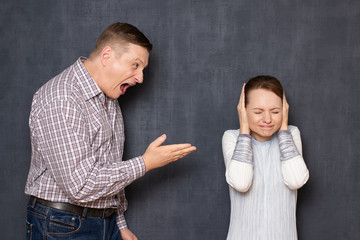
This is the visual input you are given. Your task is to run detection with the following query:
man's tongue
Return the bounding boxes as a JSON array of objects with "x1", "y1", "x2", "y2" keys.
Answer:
[{"x1": 120, "y1": 84, "x2": 129, "y2": 94}]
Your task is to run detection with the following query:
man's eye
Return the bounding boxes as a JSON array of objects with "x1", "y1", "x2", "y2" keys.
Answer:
[
  {"x1": 272, "y1": 112, "x2": 279, "y2": 114},
  {"x1": 254, "y1": 112, "x2": 262, "y2": 114},
  {"x1": 134, "y1": 63, "x2": 139, "y2": 68}
]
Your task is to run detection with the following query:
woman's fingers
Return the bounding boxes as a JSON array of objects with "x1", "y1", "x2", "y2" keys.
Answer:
[
  {"x1": 239, "y1": 83, "x2": 250, "y2": 134},
  {"x1": 241, "y1": 83, "x2": 246, "y2": 108},
  {"x1": 238, "y1": 83, "x2": 246, "y2": 109},
  {"x1": 281, "y1": 92, "x2": 289, "y2": 130},
  {"x1": 283, "y1": 92, "x2": 289, "y2": 113}
]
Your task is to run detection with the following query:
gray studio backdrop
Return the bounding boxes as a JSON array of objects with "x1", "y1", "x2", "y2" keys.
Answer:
[{"x1": 1, "y1": 0, "x2": 359, "y2": 239}]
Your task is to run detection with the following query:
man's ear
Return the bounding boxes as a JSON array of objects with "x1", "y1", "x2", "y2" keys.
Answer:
[{"x1": 100, "y1": 46, "x2": 113, "y2": 66}]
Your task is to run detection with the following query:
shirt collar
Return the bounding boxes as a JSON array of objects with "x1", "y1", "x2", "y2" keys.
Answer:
[{"x1": 74, "y1": 57, "x2": 103, "y2": 101}]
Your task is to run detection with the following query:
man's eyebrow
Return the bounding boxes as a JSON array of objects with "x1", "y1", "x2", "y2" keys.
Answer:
[
  {"x1": 134, "y1": 58, "x2": 147, "y2": 66},
  {"x1": 133, "y1": 57, "x2": 143, "y2": 62},
  {"x1": 135, "y1": 58, "x2": 143, "y2": 63}
]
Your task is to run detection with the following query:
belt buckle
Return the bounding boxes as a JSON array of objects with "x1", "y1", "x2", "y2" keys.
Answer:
[{"x1": 103, "y1": 208, "x2": 113, "y2": 218}]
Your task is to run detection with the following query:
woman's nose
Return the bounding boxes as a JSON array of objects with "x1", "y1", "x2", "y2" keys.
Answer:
[{"x1": 262, "y1": 112, "x2": 271, "y2": 123}]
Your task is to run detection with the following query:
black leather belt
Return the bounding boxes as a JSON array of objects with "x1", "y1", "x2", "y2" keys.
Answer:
[{"x1": 29, "y1": 196, "x2": 115, "y2": 219}]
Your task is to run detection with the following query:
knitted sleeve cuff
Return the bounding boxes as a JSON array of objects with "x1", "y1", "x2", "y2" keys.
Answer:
[
  {"x1": 278, "y1": 130, "x2": 301, "y2": 162},
  {"x1": 231, "y1": 134, "x2": 253, "y2": 164}
]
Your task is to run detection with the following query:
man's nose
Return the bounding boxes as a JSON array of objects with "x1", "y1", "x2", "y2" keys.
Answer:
[{"x1": 135, "y1": 71, "x2": 143, "y2": 84}]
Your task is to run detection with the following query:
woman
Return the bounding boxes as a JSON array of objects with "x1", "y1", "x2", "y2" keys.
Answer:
[{"x1": 222, "y1": 75, "x2": 309, "y2": 240}]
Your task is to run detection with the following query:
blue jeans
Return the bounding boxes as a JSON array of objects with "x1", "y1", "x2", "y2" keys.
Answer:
[{"x1": 26, "y1": 200, "x2": 121, "y2": 240}]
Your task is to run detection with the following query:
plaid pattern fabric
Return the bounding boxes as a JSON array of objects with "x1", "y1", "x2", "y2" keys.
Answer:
[{"x1": 25, "y1": 57, "x2": 146, "y2": 229}]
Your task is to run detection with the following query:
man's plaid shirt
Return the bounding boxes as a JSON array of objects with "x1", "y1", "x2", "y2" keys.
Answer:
[{"x1": 25, "y1": 57, "x2": 145, "y2": 230}]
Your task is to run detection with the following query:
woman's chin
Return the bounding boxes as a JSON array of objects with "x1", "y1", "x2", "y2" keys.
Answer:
[{"x1": 251, "y1": 129, "x2": 277, "y2": 142}]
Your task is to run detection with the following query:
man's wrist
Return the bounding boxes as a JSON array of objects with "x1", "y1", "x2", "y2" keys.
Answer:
[
  {"x1": 116, "y1": 212, "x2": 128, "y2": 230},
  {"x1": 142, "y1": 154, "x2": 153, "y2": 172}
]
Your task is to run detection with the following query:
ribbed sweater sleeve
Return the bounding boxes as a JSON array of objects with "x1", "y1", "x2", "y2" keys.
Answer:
[
  {"x1": 222, "y1": 131, "x2": 254, "y2": 192},
  {"x1": 279, "y1": 127, "x2": 309, "y2": 190}
]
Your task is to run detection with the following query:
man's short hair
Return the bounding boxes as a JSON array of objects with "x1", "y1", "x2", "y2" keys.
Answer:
[{"x1": 91, "y1": 22, "x2": 152, "y2": 57}]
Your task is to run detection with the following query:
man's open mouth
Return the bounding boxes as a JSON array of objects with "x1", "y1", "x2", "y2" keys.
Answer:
[{"x1": 120, "y1": 83, "x2": 131, "y2": 94}]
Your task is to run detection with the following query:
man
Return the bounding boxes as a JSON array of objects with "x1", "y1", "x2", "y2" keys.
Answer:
[{"x1": 25, "y1": 22, "x2": 196, "y2": 240}]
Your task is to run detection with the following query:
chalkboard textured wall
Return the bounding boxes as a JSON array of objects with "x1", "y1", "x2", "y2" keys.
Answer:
[{"x1": 1, "y1": 0, "x2": 359, "y2": 239}]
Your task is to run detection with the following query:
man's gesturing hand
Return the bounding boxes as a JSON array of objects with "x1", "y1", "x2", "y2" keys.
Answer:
[{"x1": 142, "y1": 134, "x2": 196, "y2": 172}]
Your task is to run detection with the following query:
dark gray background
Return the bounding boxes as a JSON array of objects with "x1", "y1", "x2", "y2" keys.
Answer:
[{"x1": 1, "y1": 0, "x2": 359, "y2": 239}]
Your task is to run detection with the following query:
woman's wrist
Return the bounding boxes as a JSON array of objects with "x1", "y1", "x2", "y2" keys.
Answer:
[
  {"x1": 239, "y1": 127, "x2": 250, "y2": 135},
  {"x1": 280, "y1": 124, "x2": 288, "y2": 131}
]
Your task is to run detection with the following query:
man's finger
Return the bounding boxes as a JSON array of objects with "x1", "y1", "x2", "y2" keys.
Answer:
[
  {"x1": 172, "y1": 146, "x2": 197, "y2": 156},
  {"x1": 161, "y1": 143, "x2": 195, "y2": 152},
  {"x1": 150, "y1": 134, "x2": 167, "y2": 147}
]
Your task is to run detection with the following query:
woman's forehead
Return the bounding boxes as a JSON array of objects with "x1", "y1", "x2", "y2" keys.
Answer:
[{"x1": 247, "y1": 89, "x2": 282, "y2": 107}]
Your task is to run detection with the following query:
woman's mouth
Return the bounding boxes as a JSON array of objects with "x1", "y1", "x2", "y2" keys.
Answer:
[{"x1": 259, "y1": 125, "x2": 273, "y2": 129}]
